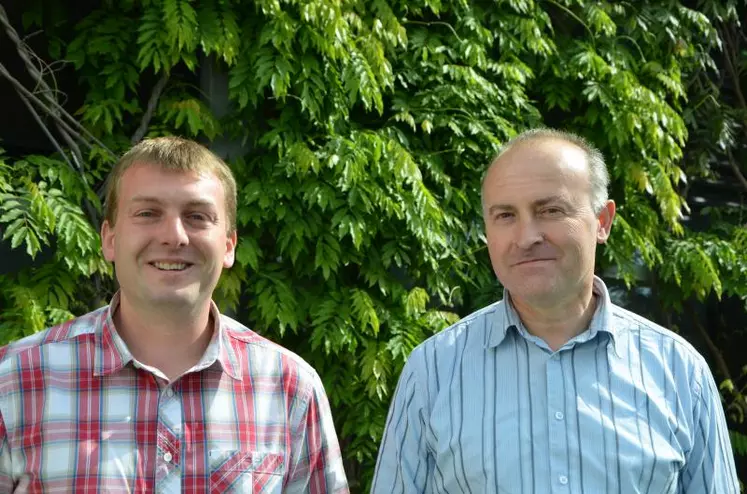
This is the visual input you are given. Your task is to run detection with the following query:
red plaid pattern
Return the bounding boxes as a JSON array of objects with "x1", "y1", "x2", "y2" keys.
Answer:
[{"x1": 0, "y1": 295, "x2": 349, "y2": 493}]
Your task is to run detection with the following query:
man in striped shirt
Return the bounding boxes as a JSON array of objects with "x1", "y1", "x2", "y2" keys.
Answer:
[
  {"x1": 372, "y1": 129, "x2": 738, "y2": 493},
  {"x1": 0, "y1": 137, "x2": 349, "y2": 493}
]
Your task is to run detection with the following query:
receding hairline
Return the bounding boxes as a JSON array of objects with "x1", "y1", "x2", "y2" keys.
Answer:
[
  {"x1": 480, "y1": 128, "x2": 611, "y2": 213},
  {"x1": 488, "y1": 134, "x2": 591, "y2": 173},
  {"x1": 482, "y1": 136, "x2": 592, "y2": 196}
]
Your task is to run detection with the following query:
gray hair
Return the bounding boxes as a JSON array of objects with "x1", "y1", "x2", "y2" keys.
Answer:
[{"x1": 483, "y1": 128, "x2": 610, "y2": 213}]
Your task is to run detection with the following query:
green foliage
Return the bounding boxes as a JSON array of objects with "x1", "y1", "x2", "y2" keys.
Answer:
[
  {"x1": 731, "y1": 430, "x2": 747, "y2": 457},
  {"x1": 0, "y1": 154, "x2": 103, "y2": 267},
  {"x1": 0, "y1": 150, "x2": 109, "y2": 341},
  {"x1": 3, "y1": 0, "x2": 747, "y2": 490}
]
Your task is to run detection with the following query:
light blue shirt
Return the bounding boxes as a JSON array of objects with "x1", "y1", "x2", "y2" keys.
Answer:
[{"x1": 371, "y1": 277, "x2": 738, "y2": 493}]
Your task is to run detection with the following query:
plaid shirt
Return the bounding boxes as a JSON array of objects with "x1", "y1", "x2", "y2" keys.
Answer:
[{"x1": 0, "y1": 295, "x2": 349, "y2": 493}]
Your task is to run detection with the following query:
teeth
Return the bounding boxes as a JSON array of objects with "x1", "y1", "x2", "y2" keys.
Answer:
[{"x1": 153, "y1": 262, "x2": 188, "y2": 271}]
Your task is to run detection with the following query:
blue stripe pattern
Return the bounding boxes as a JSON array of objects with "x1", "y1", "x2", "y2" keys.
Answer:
[{"x1": 372, "y1": 277, "x2": 739, "y2": 494}]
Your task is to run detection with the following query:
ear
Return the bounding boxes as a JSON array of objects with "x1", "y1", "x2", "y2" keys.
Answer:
[
  {"x1": 596, "y1": 200, "x2": 616, "y2": 244},
  {"x1": 223, "y1": 230, "x2": 238, "y2": 268},
  {"x1": 101, "y1": 220, "x2": 116, "y2": 262}
]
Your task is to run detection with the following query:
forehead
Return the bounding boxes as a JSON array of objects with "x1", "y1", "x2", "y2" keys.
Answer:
[
  {"x1": 483, "y1": 139, "x2": 590, "y2": 203},
  {"x1": 118, "y1": 162, "x2": 224, "y2": 205}
]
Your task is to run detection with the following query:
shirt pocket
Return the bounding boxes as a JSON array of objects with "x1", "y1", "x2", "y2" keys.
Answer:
[{"x1": 209, "y1": 449, "x2": 285, "y2": 494}]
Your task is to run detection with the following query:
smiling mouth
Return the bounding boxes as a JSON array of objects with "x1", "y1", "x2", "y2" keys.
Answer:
[{"x1": 150, "y1": 261, "x2": 193, "y2": 271}]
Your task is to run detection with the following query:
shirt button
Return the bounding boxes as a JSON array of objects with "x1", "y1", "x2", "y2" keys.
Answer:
[
  {"x1": 559, "y1": 475, "x2": 568, "y2": 485},
  {"x1": 166, "y1": 388, "x2": 174, "y2": 397},
  {"x1": 555, "y1": 411, "x2": 564, "y2": 420},
  {"x1": 163, "y1": 452, "x2": 173, "y2": 463}
]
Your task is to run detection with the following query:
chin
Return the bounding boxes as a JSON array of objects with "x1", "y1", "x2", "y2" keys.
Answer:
[
  {"x1": 506, "y1": 280, "x2": 558, "y2": 301},
  {"x1": 516, "y1": 289, "x2": 555, "y2": 302},
  {"x1": 147, "y1": 290, "x2": 200, "y2": 307}
]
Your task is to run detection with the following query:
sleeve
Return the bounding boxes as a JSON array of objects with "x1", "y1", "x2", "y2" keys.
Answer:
[
  {"x1": 681, "y1": 363, "x2": 740, "y2": 494},
  {"x1": 285, "y1": 369, "x2": 349, "y2": 494},
  {"x1": 371, "y1": 349, "x2": 430, "y2": 494},
  {"x1": 0, "y1": 410, "x2": 13, "y2": 492}
]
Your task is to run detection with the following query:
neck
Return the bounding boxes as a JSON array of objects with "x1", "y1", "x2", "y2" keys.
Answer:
[
  {"x1": 510, "y1": 282, "x2": 598, "y2": 352},
  {"x1": 114, "y1": 294, "x2": 215, "y2": 381}
]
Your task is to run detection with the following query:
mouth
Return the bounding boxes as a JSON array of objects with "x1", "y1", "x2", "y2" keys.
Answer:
[
  {"x1": 514, "y1": 258, "x2": 554, "y2": 266},
  {"x1": 149, "y1": 261, "x2": 194, "y2": 272}
]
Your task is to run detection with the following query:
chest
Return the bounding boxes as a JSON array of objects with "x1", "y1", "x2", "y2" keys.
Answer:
[
  {"x1": 423, "y1": 339, "x2": 691, "y2": 494},
  {"x1": 4, "y1": 370, "x2": 289, "y2": 493}
]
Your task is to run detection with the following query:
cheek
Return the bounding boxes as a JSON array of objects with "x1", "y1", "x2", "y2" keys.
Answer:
[
  {"x1": 201, "y1": 236, "x2": 230, "y2": 259},
  {"x1": 552, "y1": 222, "x2": 597, "y2": 254},
  {"x1": 486, "y1": 234, "x2": 510, "y2": 262},
  {"x1": 114, "y1": 230, "x2": 151, "y2": 258}
]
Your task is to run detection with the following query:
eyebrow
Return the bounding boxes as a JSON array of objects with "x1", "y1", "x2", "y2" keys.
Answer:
[{"x1": 487, "y1": 195, "x2": 570, "y2": 214}]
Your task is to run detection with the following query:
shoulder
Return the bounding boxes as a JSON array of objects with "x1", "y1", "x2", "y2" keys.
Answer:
[
  {"x1": 610, "y1": 304, "x2": 712, "y2": 395},
  {"x1": 611, "y1": 304, "x2": 703, "y2": 359},
  {"x1": 406, "y1": 301, "x2": 503, "y2": 370},
  {"x1": 0, "y1": 307, "x2": 106, "y2": 368},
  {"x1": 0, "y1": 307, "x2": 106, "y2": 405},
  {"x1": 219, "y1": 314, "x2": 324, "y2": 389}
]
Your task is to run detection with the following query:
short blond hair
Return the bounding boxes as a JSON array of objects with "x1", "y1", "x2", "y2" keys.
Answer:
[{"x1": 103, "y1": 136, "x2": 237, "y2": 232}]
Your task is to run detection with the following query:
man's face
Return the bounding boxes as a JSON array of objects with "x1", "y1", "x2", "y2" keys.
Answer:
[
  {"x1": 101, "y1": 162, "x2": 237, "y2": 312},
  {"x1": 481, "y1": 139, "x2": 614, "y2": 306}
]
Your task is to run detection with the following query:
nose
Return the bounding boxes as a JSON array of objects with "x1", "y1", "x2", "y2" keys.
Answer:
[
  {"x1": 515, "y1": 217, "x2": 544, "y2": 250},
  {"x1": 160, "y1": 214, "x2": 189, "y2": 247}
]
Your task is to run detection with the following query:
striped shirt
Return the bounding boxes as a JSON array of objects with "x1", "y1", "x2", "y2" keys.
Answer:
[
  {"x1": 371, "y1": 277, "x2": 738, "y2": 494},
  {"x1": 0, "y1": 294, "x2": 349, "y2": 493}
]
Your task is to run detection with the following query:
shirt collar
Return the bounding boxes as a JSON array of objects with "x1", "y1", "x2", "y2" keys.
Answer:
[
  {"x1": 94, "y1": 292, "x2": 242, "y2": 380},
  {"x1": 486, "y1": 276, "x2": 620, "y2": 355}
]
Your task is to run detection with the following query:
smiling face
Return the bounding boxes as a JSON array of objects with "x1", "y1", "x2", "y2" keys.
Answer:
[
  {"x1": 482, "y1": 138, "x2": 615, "y2": 307},
  {"x1": 101, "y1": 162, "x2": 237, "y2": 313}
]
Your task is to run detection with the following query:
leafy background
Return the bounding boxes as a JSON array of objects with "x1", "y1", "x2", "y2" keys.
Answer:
[{"x1": 0, "y1": 0, "x2": 746, "y2": 491}]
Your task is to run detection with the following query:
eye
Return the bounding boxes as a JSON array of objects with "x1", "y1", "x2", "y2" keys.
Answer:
[
  {"x1": 135, "y1": 210, "x2": 156, "y2": 218},
  {"x1": 187, "y1": 212, "x2": 218, "y2": 225},
  {"x1": 188, "y1": 212, "x2": 209, "y2": 221},
  {"x1": 493, "y1": 212, "x2": 514, "y2": 221},
  {"x1": 541, "y1": 207, "x2": 564, "y2": 216}
]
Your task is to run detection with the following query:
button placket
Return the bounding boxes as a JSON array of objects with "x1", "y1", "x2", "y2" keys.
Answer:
[
  {"x1": 547, "y1": 355, "x2": 570, "y2": 492},
  {"x1": 155, "y1": 386, "x2": 183, "y2": 485}
]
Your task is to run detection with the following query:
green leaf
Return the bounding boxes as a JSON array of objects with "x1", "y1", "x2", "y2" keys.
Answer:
[
  {"x1": 235, "y1": 236, "x2": 261, "y2": 271},
  {"x1": 163, "y1": 0, "x2": 198, "y2": 51},
  {"x1": 404, "y1": 287, "x2": 429, "y2": 316},
  {"x1": 314, "y1": 233, "x2": 341, "y2": 280},
  {"x1": 351, "y1": 289, "x2": 380, "y2": 336},
  {"x1": 720, "y1": 379, "x2": 735, "y2": 393}
]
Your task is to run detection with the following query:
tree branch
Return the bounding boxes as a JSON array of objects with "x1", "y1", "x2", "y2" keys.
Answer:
[
  {"x1": 18, "y1": 91, "x2": 74, "y2": 171},
  {"x1": 727, "y1": 150, "x2": 747, "y2": 194},
  {"x1": 719, "y1": 23, "x2": 747, "y2": 137},
  {"x1": 132, "y1": 73, "x2": 169, "y2": 144},
  {"x1": 0, "y1": 4, "x2": 115, "y2": 158},
  {"x1": 687, "y1": 304, "x2": 731, "y2": 381},
  {"x1": 0, "y1": 4, "x2": 108, "y2": 231},
  {"x1": 0, "y1": 63, "x2": 112, "y2": 158},
  {"x1": 17, "y1": 89, "x2": 101, "y2": 230},
  {"x1": 0, "y1": 4, "x2": 59, "y2": 109},
  {"x1": 715, "y1": 22, "x2": 747, "y2": 194},
  {"x1": 0, "y1": 6, "x2": 109, "y2": 312}
]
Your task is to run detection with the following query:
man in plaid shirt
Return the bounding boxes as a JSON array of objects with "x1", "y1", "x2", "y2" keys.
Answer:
[{"x1": 0, "y1": 137, "x2": 349, "y2": 493}]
